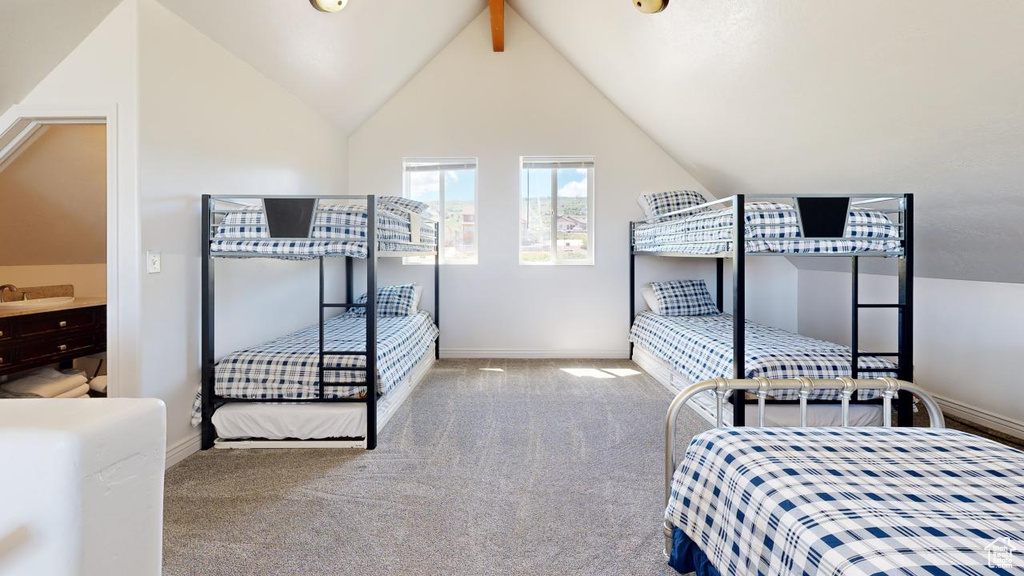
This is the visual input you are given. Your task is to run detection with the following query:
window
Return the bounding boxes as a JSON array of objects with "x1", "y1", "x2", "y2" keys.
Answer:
[
  {"x1": 403, "y1": 158, "x2": 478, "y2": 264},
  {"x1": 519, "y1": 156, "x2": 595, "y2": 265}
]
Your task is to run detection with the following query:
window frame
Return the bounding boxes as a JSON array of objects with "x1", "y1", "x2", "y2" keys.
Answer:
[
  {"x1": 518, "y1": 156, "x2": 596, "y2": 266},
  {"x1": 402, "y1": 157, "x2": 479, "y2": 265}
]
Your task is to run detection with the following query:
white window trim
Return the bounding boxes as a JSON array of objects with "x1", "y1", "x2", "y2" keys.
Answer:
[
  {"x1": 519, "y1": 156, "x2": 596, "y2": 266},
  {"x1": 402, "y1": 157, "x2": 479, "y2": 265}
]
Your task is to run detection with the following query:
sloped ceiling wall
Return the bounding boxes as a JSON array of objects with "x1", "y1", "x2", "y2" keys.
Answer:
[
  {"x1": 0, "y1": 125, "x2": 107, "y2": 266},
  {"x1": 0, "y1": 0, "x2": 123, "y2": 115},
  {"x1": 156, "y1": 0, "x2": 485, "y2": 133},
  {"x1": 510, "y1": 0, "x2": 1024, "y2": 283}
]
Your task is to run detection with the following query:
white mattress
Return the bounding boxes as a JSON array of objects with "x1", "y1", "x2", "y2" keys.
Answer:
[
  {"x1": 632, "y1": 343, "x2": 883, "y2": 427},
  {"x1": 212, "y1": 343, "x2": 434, "y2": 442}
]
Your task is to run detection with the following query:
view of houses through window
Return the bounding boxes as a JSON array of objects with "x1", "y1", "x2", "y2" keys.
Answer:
[
  {"x1": 403, "y1": 158, "x2": 478, "y2": 264},
  {"x1": 519, "y1": 157, "x2": 595, "y2": 265}
]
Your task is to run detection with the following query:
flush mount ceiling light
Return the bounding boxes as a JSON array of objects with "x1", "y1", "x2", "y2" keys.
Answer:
[
  {"x1": 310, "y1": 0, "x2": 348, "y2": 13},
  {"x1": 634, "y1": 0, "x2": 668, "y2": 14}
]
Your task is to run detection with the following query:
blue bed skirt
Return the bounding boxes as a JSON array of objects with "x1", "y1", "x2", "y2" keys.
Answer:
[{"x1": 668, "y1": 526, "x2": 722, "y2": 576}]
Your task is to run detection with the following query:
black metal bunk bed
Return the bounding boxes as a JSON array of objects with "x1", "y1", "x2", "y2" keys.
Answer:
[
  {"x1": 629, "y1": 193, "x2": 914, "y2": 426},
  {"x1": 200, "y1": 194, "x2": 440, "y2": 450}
]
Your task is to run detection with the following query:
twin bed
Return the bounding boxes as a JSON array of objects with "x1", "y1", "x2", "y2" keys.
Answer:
[
  {"x1": 198, "y1": 195, "x2": 441, "y2": 449},
  {"x1": 663, "y1": 379, "x2": 1024, "y2": 576}
]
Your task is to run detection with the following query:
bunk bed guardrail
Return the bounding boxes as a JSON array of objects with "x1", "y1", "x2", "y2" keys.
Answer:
[{"x1": 201, "y1": 194, "x2": 441, "y2": 451}]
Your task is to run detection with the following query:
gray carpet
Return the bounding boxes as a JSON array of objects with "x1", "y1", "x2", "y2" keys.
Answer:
[{"x1": 163, "y1": 359, "x2": 711, "y2": 575}]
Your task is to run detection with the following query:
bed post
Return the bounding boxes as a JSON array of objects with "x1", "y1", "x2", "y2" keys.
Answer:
[
  {"x1": 365, "y1": 195, "x2": 378, "y2": 449},
  {"x1": 318, "y1": 256, "x2": 326, "y2": 401},
  {"x1": 345, "y1": 257, "x2": 353, "y2": 305},
  {"x1": 851, "y1": 256, "x2": 860, "y2": 379},
  {"x1": 629, "y1": 221, "x2": 636, "y2": 358},
  {"x1": 897, "y1": 194, "x2": 914, "y2": 426},
  {"x1": 201, "y1": 195, "x2": 216, "y2": 450},
  {"x1": 434, "y1": 221, "x2": 440, "y2": 360},
  {"x1": 715, "y1": 258, "x2": 724, "y2": 312},
  {"x1": 732, "y1": 194, "x2": 746, "y2": 426}
]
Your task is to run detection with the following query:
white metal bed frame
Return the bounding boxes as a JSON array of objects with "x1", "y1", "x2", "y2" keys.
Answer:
[{"x1": 662, "y1": 377, "x2": 946, "y2": 556}]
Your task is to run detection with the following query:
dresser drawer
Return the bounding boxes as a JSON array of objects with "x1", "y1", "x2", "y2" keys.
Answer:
[
  {"x1": 19, "y1": 333, "x2": 96, "y2": 363},
  {"x1": 16, "y1": 308, "x2": 96, "y2": 337},
  {"x1": 0, "y1": 345, "x2": 14, "y2": 368},
  {"x1": 0, "y1": 319, "x2": 11, "y2": 341}
]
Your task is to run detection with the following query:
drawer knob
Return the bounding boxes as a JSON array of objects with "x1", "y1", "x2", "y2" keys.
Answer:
[
  {"x1": 58, "y1": 321, "x2": 68, "y2": 328},
  {"x1": 57, "y1": 344, "x2": 67, "y2": 352},
  {"x1": 0, "y1": 357, "x2": 4, "y2": 364},
  {"x1": 0, "y1": 330, "x2": 4, "y2": 337}
]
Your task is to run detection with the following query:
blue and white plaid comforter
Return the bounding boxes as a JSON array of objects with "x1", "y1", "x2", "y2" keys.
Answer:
[
  {"x1": 630, "y1": 312, "x2": 896, "y2": 400},
  {"x1": 191, "y1": 312, "x2": 438, "y2": 425},
  {"x1": 634, "y1": 203, "x2": 902, "y2": 255},
  {"x1": 212, "y1": 204, "x2": 438, "y2": 259},
  {"x1": 666, "y1": 427, "x2": 1024, "y2": 575}
]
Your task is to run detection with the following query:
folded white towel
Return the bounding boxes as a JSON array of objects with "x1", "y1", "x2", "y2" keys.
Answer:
[
  {"x1": 89, "y1": 375, "x2": 108, "y2": 394},
  {"x1": 55, "y1": 383, "x2": 90, "y2": 399},
  {"x1": 2, "y1": 368, "x2": 87, "y2": 398},
  {"x1": 74, "y1": 393, "x2": 90, "y2": 399}
]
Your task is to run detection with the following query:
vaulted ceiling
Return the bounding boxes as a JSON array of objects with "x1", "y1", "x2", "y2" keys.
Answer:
[
  {"x1": 4, "y1": 0, "x2": 1023, "y2": 282},
  {"x1": 157, "y1": 0, "x2": 485, "y2": 134}
]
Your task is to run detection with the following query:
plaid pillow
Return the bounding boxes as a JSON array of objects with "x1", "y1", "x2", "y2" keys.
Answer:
[
  {"x1": 345, "y1": 284, "x2": 418, "y2": 317},
  {"x1": 649, "y1": 280, "x2": 720, "y2": 316},
  {"x1": 638, "y1": 190, "x2": 709, "y2": 220},
  {"x1": 380, "y1": 196, "x2": 430, "y2": 215},
  {"x1": 216, "y1": 207, "x2": 268, "y2": 239}
]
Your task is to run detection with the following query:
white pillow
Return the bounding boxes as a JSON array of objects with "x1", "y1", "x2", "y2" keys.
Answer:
[
  {"x1": 641, "y1": 284, "x2": 660, "y2": 314},
  {"x1": 412, "y1": 284, "x2": 423, "y2": 311}
]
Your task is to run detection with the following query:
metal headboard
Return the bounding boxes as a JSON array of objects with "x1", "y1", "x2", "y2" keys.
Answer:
[{"x1": 662, "y1": 377, "x2": 945, "y2": 553}]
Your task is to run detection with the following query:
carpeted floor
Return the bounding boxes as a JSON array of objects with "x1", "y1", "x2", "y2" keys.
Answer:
[{"x1": 163, "y1": 359, "x2": 711, "y2": 576}]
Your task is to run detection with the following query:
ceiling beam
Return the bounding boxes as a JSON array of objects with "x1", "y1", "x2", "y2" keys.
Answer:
[{"x1": 489, "y1": 0, "x2": 504, "y2": 52}]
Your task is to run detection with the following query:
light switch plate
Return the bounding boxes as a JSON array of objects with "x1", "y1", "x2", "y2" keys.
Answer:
[{"x1": 146, "y1": 251, "x2": 161, "y2": 274}]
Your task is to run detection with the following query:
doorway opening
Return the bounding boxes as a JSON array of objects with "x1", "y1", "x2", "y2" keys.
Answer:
[{"x1": 0, "y1": 108, "x2": 121, "y2": 398}]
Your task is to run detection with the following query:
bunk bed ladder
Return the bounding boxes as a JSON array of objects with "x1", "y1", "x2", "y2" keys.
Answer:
[{"x1": 850, "y1": 193, "x2": 914, "y2": 426}]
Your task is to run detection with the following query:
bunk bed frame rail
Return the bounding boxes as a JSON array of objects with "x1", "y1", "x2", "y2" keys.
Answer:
[{"x1": 200, "y1": 194, "x2": 441, "y2": 451}]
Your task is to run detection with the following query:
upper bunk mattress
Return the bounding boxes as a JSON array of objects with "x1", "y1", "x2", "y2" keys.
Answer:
[
  {"x1": 633, "y1": 202, "x2": 902, "y2": 255},
  {"x1": 629, "y1": 311, "x2": 896, "y2": 401},
  {"x1": 666, "y1": 427, "x2": 1024, "y2": 576},
  {"x1": 191, "y1": 311, "x2": 438, "y2": 425},
  {"x1": 212, "y1": 203, "x2": 438, "y2": 259}
]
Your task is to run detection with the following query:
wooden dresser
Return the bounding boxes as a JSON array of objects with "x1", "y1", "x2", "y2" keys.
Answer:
[{"x1": 0, "y1": 303, "x2": 106, "y2": 377}]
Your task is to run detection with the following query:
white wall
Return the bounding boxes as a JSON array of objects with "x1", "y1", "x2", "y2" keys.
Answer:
[
  {"x1": 13, "y1": 0, "x2": 141, "y2": 398},
  {"x1": 137, "y1": 0, "x2": 349, "y2": 454},
  {"x1": 799, "y1": 269, "x2": 1024, "y2": 438},
  {"x1": 349, "y1": 8, "x2": 798, "y2": 357}
]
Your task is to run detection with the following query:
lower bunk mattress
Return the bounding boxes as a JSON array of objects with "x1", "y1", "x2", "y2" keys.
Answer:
[
  {"x1": 633, "y1": 344, "x2": 884, "y2": 427},
  {"x1": 630, "y1": 311, "x2": 897, "y2": 426},
  {"x1": 630, "y1": 311, "x2": 895, "y2": 398},
  {"x1": 191, "y1": 311, "x2": 438, "y2": 427},
  {"x1": 666, "y1": 427, "x2": 1024, "y2": 576},
  {"x1": 212, "y1": 343, "x2": 434, "y2": 441}
]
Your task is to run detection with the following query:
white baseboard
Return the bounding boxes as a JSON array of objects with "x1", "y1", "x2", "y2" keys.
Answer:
[
  {"x1": 933, "y1": 394, "x2": 1024, "y2": 440},
  {"x1": 165, "y1": 432, "x2": 201, "y2": 469},
  {"x1": 441, "y1": 348, "x2": 628, "y2": 359}
]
